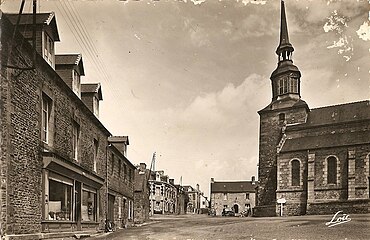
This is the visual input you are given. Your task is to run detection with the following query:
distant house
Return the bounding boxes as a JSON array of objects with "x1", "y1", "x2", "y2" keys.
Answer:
[
  {"x1": 149, "y1": 171, "x2": 177, "y2": 215},
  {"x1": 210, "y1": 177, "x2": 257, "y2": 216},
  {"x1": 183, "y1": 185, "x2": 201, "y2": 214},
  {"x1": 134, "y1": 163, "x2": 150, "y2": 223}
]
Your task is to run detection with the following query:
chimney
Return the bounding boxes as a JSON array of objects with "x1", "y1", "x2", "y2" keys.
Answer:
[
  {"x1": 139, "y1": 163, "x2": 147, "y2": 171},
  {"x1": 196, "y1": 184, "x2": 200, "y2": 191},
  {"x1": 210, "y1": 178, "x2": 214, "y2": 183},
  {"x1": 169, "y1": 179, "x2": 175, "y2": 185},
  {"x1": 108, "y1": 136, "x2": 129, "y2": 157},
  {"x1": 251, "y1": 176, "x2": 256, "y2": 185}
]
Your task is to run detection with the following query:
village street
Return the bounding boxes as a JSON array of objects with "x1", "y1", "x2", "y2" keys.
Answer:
[{"x1": 89, "y1": 213, "x2": 370, "y2": 240}]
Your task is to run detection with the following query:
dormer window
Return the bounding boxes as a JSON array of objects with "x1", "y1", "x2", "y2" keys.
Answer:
[
  {"x1": 72, "y1": 70, "x2": 81, "y2": 98},
  {"x1": 43, "y1": 32, "x2": 54, "y2": 67}
]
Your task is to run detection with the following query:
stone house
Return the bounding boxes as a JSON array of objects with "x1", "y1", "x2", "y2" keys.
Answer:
[
  {"x1": 210, "y1": 178, "x2": 256, "y2": 216},
  {"x1": 106, "y1": 136, "x2": 135, "y2": 229},
  {"x1": 174, "y1": 185, "x2": 187, "y2": 215},
  {"x1": 133, "y1": 163, "x2": 150, "y2": 224},
  {"x1": 0, "y1": 11, "x2": 136, "y2": 239},
  {"x1": 183, "y1": 185, "x2": 201, "y2": 214},
  {"x1": 149, "y1": 171, "x2": 177, "y2": 215},
  {"x1": 255, "y1": 1, "x2": 370, "y2": 216}
]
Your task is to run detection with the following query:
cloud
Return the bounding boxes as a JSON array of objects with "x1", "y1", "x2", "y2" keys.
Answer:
[{"x1": 357, "y1": 21, "x2": 370, "y2": 41}]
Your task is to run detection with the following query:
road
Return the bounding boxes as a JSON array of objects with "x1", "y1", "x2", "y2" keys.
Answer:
[{"x1": 89, "y1": 213, "x2": 370, "y2": 240}]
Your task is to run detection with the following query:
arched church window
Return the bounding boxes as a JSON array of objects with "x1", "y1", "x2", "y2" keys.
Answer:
[
  {"x1": 291, "y1": 159, "x2": 300, "y2": 186},
  {"x1": 327, "y1": 156, "x2": 337, "y2": 184}
]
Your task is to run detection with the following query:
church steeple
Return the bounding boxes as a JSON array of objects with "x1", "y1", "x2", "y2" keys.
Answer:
[
  {"x1": 276, "y1": 0, "x2": 294, "y2": 56},
  {"x1": 270, "y1": 0, "x2": 301, "y2": 101}
]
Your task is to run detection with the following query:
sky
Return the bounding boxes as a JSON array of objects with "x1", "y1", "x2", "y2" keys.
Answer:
[{"x1": 1, "y1": 0, "x2": 370, "y2": 197}]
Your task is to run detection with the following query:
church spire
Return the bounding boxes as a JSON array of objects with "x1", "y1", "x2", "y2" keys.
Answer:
[
  {"x1": 276, "y1": 0, "x2": 294, "y2": 55},
  {"x1": 270, "y1": 0, "x2": 301, "y2": 101}
]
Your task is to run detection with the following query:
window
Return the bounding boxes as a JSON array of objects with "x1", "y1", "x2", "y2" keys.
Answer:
[
  {"x1": 43, "y1": 33, "x2": 54, "y2": 66},
  {"x1": 155, "y1": 187, "x2": 160, "y2": 196},
  {"x1": 327, "y1": 156, "x2": 337, "y2": 184},
  {"x1": 118, "y1": 160, "x2": 121, "y2": 177},
  {"x1": 279, "y1": 113, "x2": 285, "y2": 123},
  {"x1": 291, "y1": 159, "x2": 300, "y2": 186},
  {"x1": 223, "y1": 193, "x2": 227, "y2": 200},
  {"x1": 129, "y1": 168, "x2": 132, "y2": 182},
  {"x1": 82, "y1": 186, "x2": 97, "y2": 222},
  {"x1": 118, "y1": 197, "x2": 122, "y2": 219},
  {"x1": 124, "y1": 164, "x2": 127, "y2": 181},
  {"x1": 291, "y1": 77, "x2": 298, "y2": 93},
  {"x1": 93, "y1": 139, "x2": 98, "y2": 172},
  {"x1": 93, "y1": 97, "x2": 99, "y2": 117},
  {"x1": 111, "y1": 154, "x2": 115, "y2": 174},
  {"x1": 278, "y1": 78, "x2": 284, "y2": 95},
  {"x1": 72, "y1": 70, "x2": 81, "y2": 98},
  {"x1": 72, "y1": 121, "x2": 80, "y2": 161},
  {"x1": 278, "y1": 76, "x2": 299, "y2": 95},
  {"x1": 42, "y1": 94, "x2": 52, "y2": 143},
  {"x1": 246, "y1": 193, "x2": 250, "y2": 200},
  {"x1": 47, "y1": 175, "x2": 73, "y2": 221}
]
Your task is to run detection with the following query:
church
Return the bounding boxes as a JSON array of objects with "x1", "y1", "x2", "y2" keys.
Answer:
[{"x1": 254, "y1": 1, "x2": 370, "y2": 216}]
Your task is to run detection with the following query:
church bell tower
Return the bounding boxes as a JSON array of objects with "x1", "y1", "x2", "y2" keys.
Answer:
[{"x1": 255, "y1": 0, "x2": 309, "y2": 216}]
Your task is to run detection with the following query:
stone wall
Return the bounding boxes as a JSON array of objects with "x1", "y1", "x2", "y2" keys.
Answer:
[
  {"x1": 258, "y1": 105, "x2": 308, "y2": 208},
  {"x1": 307, "y1": 199, "x2": 370, "y2": 215}
]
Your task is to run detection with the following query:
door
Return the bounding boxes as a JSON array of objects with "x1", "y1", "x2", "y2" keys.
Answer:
[
  {"x1": 233, "y1": 204, "x2": 239, "y2": 214},
  {"x1": 75, "y1": 182, "x2": 82, "y2": 230},
  {"x1": 108, "y1": 194, "x2": 115, "y2": 222}
]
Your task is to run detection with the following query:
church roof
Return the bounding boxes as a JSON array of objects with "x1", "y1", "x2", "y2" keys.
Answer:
[
  {"x1": 281, "y1": 130, "x2": 370, "y2": 153},
  {"x1": 281, "y1": 100, "x2": 370, "y2": 152},
  {"x1": 211, "y1": 181, "x2": 256, "y2": 193},
  {"x1": 307, "y1": 100, "x2": 370, "y2": 126}
]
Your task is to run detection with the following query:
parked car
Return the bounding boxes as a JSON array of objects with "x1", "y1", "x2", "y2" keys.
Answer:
[{"x1": 222, "y1": 208, "x2": 235, "y2": 217}]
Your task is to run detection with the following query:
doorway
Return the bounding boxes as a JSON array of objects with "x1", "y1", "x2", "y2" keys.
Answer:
[
  {"x1": 108, "y1": 194, "x2": 115, "y2": 221},
  {"x1": 233, "y1": 204, "x2": 239, "y2": 214}
]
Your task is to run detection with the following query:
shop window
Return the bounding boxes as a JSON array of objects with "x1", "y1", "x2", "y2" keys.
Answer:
[
  {"x1": 291, "y1": 159, "x2": 300, "y2": 186},
  {"x1": 327, "y1": 156, "x2": 337, "y2": 184},
  {"x1": 82, "y1": 187, "x2": 97, "y2": 222},
  {"x1": 47, "y1": 178, "x2": 72, "y2": 221}
]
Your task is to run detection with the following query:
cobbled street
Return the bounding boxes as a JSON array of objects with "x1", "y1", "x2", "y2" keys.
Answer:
[{"x1": 89, "y1": 214, "x2": 370, "y2": 240}]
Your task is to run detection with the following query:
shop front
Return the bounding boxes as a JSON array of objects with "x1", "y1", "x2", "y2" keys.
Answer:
[{"x1": 42, "y1": 154, "x2": 104, "y2": 233}]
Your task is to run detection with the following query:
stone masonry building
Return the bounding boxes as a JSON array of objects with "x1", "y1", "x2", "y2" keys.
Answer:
[
  {"x1": 0, "y1": 11, "x2": 137, "y2": 239},
  {"x1": 255, "y1": 1, "x2": 370, "y2": 216},
  {"x1": 210, "y1": 178, "x2": 256, "y2": 216}
]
